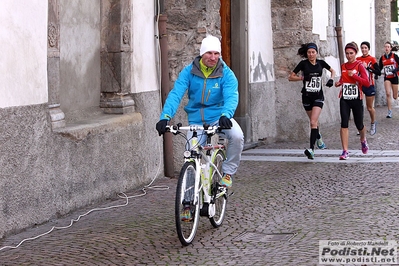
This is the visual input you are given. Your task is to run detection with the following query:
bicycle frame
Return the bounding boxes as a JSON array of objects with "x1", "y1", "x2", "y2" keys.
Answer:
[{"x1": 168, "y1": 125, "x2": 225, "y2": 217}]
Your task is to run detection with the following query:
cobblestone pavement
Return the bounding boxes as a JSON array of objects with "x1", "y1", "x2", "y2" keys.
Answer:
[{"x1": 0, "y1": 106, "x2": 398, "y2": 266}]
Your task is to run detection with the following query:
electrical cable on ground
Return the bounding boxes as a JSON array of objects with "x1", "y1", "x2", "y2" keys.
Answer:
[{"x1": 0, "y1": 139, "x2": 169, "y2": 252}]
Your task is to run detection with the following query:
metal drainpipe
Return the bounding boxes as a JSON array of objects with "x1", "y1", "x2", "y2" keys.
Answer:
[
  {"x1": 158, "y1": 2, "x2": 175, "y2": 177},
  {"x1": 335, "y1": 0, "x2": 344, "y2": 65}
]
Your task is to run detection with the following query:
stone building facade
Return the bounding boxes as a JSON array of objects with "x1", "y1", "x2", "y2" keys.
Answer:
[{"x1": 0, "y1": 0, "x2": 161, "y2": 239}]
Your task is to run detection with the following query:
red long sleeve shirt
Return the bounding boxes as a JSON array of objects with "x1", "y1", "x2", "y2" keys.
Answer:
[{"x1": 338, "y1": 60, "x2": 370, "y2": 100}]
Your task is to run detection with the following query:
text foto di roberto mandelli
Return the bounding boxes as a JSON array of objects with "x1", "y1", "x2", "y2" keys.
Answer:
[{"x1": 327, "y1": 240, "x2": 395, "y2": 246}]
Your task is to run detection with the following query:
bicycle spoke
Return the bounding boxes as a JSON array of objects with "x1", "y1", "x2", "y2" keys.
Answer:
[
  {"x1": 209, "y1": 150, "x2": 227, "y2": 228},
  {"x1": 175, "y1": 162, "x2": 200, "y2": 246}
]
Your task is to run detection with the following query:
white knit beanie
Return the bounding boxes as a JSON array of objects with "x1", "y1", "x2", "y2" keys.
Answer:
[{"x1": 200, "y1": 35, "x2": 221, "y2": 56}]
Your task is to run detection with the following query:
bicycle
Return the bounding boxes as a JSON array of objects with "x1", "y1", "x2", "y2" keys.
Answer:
[{"x1": 166, "y1": 123, "x2": 228, "y2": 246}]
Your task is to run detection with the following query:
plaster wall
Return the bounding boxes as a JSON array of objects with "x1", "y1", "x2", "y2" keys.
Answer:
[
  {"x1": 0, "y1": 0, "x2": 48, "y2": 108},
  {"x1": 59, "y1": 0, "x2": 101, "y2": 117},
  {"x1": 313, "y1": 0, "x2": 329, "y2": 41},
  {"x1": 131, "y1": 0, "x2": 159, "y2": 93},
  {"x1": 342, "y1": 0, "x2": 376, "y2": 56},
  {"x1": 248, "y1": 0, "x2": 275, "y2": 83},
  {"x1": 247, "y1": 0, "x2": 277, "y2": 142}
]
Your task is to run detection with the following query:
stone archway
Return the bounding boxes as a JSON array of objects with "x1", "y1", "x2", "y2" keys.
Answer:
[{"x1": 47, "y1": 0, "x2": 135, "y2": 132}]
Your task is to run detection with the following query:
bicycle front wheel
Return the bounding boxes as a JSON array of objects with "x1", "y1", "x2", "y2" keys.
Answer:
[
  {"x1": 175, "y1": 161, "x2": 200, "y2": 246},
  {"x1": 209, "y1": 149, "x2": 227, "y2": 228}
]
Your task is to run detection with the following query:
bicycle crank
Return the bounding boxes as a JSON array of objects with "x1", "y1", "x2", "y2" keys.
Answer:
[{"x1": 199, "y1": 203, "x2": 216, "y2": 217}]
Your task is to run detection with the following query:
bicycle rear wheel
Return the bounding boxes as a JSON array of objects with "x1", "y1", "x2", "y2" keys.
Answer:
[
  {"x1": 209, "y1": 149, "x2": 227, "y2": 228},
  {"x1": 175, "y1": 161, "x2": 200, "y2": 246}
]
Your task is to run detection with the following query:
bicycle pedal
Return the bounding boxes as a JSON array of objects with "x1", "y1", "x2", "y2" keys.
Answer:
[
  {"x1": 181, "y1": 206, "x2": 193, "y2": 221},
  {"x1": 218, "y1": 186, "x2": 226, "y2": 192}
]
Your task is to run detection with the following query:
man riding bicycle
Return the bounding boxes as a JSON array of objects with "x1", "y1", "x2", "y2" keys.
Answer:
[{"x1": 156, "y1": 35, "x2": 244, "y2": 192}]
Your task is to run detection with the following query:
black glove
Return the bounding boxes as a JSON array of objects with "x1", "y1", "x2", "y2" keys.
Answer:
[
  {"x1": 374, "y1": 74, "x2": 378, "y2": 80},
  {"x1": 156, "y1": 119, "x2": 168, "y2": 136},
  {"x1": 326, "y1": 79, "x2": 334, "y2": 87},
  {"x1": 218, "y1": 116, "x2": 232, "y2": 129}
]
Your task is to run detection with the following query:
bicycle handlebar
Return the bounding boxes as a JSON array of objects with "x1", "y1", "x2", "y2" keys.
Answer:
[{"x1": 166, "y1": 124, "x2": 220, "y2": 135}]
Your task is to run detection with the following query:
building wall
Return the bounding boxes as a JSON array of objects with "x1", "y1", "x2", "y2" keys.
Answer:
[
  {"x1": 59, "y1": 0, "x2": 101, "y2": 118},
  {"x1": 0, "y1": 0, "x2": 48, "y2": 108},
  {"x1": 342, "y1": 0, "x2": 376, "y2": 55},
  {"x1": 0, "y1": 0, "x2": 162, "y2": 239},
  {"x1": 247, "y1": 0, "x2": 277, "y2": 142},
  {"x1": 375, "y1": 0, "x2": 392, "y2": 107},
  {"x1": 131, "y1": 0, "x2": 160, "y2": 94}
]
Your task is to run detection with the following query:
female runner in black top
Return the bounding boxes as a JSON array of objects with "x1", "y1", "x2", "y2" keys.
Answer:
[{"x1": 288, "y1": 43, "x2": 336, "y2": 159}]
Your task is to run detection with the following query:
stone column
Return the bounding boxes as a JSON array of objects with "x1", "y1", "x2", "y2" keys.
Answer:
[
  {"x1": 374, "y1": 0, "x2": 391, "y2": 106},
  {"x1": 100, "y1": 0, "x2": 135, "y2": 114},
  {"x1": 48, "y1": 0, "x2": 66, "y2": 129}
]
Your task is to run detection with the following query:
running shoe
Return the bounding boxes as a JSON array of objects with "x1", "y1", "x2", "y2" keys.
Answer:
[
  {"x1": 361, "y1": 140, "x2": 369, "y2": 154},
  {"x1": 339, "y1": 150, "x2": 349, "y2": 160},
  {"x1": 181, "y1": 206, "x2": 192, "y2": 222},
  {"x1": 220, "y1": 174, "x2": 232, "y2": 188},
  {"x1": 316, "y1": 134, "x2": 326, "y2": 149},
  {"x1": 386, "y1": 110, "x2": 392, "y2": 118},
  {"x1": 356, "y1": 131, "x2": 360, "y2": 136},
  {"x1": 304, "y1": 148, "x2": 314, "y2": 160},
  {"x1": 370, "y1": 122, "x2": 377, "y2": 136}
]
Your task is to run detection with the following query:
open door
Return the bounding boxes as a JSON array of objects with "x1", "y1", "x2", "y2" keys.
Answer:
[{"x1": 220, "y1": 0, "x2": 231, "y2": 67}]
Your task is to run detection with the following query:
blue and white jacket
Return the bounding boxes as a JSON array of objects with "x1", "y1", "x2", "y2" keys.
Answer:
[{"x1": 160, "y1": 56, "x2": 239, "y2": 125}]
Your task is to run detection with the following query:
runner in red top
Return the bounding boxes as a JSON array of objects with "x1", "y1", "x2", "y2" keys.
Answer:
[
  {"x1": 356, "y1": 41, "x2": 381, "y2": 135},
  {"x1": 335, "y1": 42, "x2": 370, "y2": 160},
  {"x1": 378, "y1": 41, "x2": 399, "y2": 118}
]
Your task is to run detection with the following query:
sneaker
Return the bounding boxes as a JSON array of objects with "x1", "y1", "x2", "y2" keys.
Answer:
[
  {"x1": 316, "y1": 135, "x2": 326, "y2": 149},
  {"x1": 356, "y1": 131, "x2": 360, "y2": 136},
  {"x1": 339, "y1": 150, "x2": 349, "y2": 160},
  {"x1": 386, "y1": 110, "x2": 392, "y2": 118},
  {"x1": 370, "y1": 122, "x2": 377, "y2": 136},
  {"x1": 181, "y1": 206, "x2": 192, "y2": 222},
  {"x1": 220, "y1": 174, "x2": 232, "y2": 188},
  {"x1": 361, "y1": 140, "x2": 369, "y2": 154},
  {"x1": 304, "y1": 148, "x2": 314, "y2": 160}
]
